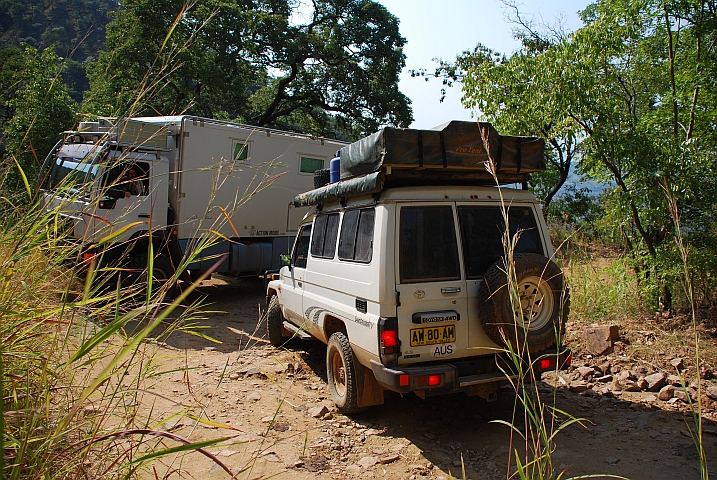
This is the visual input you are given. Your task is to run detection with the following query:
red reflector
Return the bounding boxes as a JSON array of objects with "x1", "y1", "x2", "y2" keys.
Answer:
[
  {"x1": 416, "y1": 374, "x2": 442, "y2": 387},
  {"x1": 381, "y1": 330, "x2": 398, "y2": 348},
  {"x1": 399, "y1": 374, "x2": 409, "y2": 387},
  {"x1": 565, "y1": 353, "x2": 573, "y2": 366},
  {"x1": 83, "y1": 253, "x2": 96, "y2": 263},
  {"x1": 539, "y1": 358, "x2": 556, "y2": 370}
]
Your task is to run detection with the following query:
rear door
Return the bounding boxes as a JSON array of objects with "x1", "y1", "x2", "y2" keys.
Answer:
[
  {"x1": 456, "y1": 203, "x2": 546, "y2": 351},
  {"x1": 394, "y1": 203, "x2": 469, "y2": 363}
]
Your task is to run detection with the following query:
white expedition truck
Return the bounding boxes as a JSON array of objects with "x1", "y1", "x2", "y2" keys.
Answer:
[
  {"x1": 40, "y1": 116, "x2": 347, "y2": 283},
  {"x1": 266, "y1": 121, "x2": 571, "y2": 413}
]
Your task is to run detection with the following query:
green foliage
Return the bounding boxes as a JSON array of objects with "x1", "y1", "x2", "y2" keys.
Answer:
[
  {"x1": 83, "y1": 0, "x2": 412, "y2": 138},
  {"x1": 448, "y1": 0, "x2": 717, "y2": 310},
  {"x1": 1, "y1": 45, "x2": 77, "y2": 199},
  {"x1": 0, "y1": 0, "x2": 116, "y2": 102}
]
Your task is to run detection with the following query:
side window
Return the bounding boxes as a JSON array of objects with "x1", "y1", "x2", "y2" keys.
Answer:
[
  {"x1": 310, "y1": 213, "x2": 340, "y2": 259},
  {"x1": 338, "y1": 208, "x2": 375, "y2": 263},
  {"x1": 103, "y1": 161, "x2": 150, "y2": 198},
  {"x1": 399, "y1": 206, "x2": 460, "y2": 283},
  {"x1": 458, "y1": 206, "x2": 543, "y2": 278},
  {"x1": 292, "y1": 225, "x2": 312, "y2": 268}
]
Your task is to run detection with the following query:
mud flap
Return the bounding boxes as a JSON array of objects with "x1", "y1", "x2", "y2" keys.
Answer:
[
  {"x1": 356, "y1": 361, "x2": 384, "y2": 408},
  {"x1": 465, "y1": 382, "x2": 500, "y2": 402}
]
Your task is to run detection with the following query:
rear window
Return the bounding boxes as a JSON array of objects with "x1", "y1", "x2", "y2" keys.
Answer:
[
  {"x1": 399, "y1": 206, "x2": 460, "y2": 283},
  {"x1": 458, "y1": 206, "x2": 543, "y2": 278},
  {"x1": 311, "y1": 213, "x2": 340, "y2": 259},
  {"x1": 338, "y1": 208, "x2": 375, "y2": 263}
]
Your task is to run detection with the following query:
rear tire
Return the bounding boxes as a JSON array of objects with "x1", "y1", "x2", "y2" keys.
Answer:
[
  {"x1": 326, "y1": 332, "x2": 362, "y2": 414},
  {"x1": 266, "y1": 296, "x2": 287, "y2": 347}
]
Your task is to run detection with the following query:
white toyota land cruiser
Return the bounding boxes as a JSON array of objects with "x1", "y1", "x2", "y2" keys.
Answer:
[{"x1": 265, "y1": 121, "x2": 571, "y2": 413}]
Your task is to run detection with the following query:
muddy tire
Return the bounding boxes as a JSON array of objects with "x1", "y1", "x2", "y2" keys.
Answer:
[
  {"x1": 266, "y1": 295, "x2": 288, "y2": 347},
  {"x1": 123, "y1": 253, "x2": 176, "y2": 300},
  {"x1": 326, "y1": 332, "x2": 362, "y2": 414},
  {"x1": 314, "y1": 168, "x2": 330, "y2": 188},
  {"x1": 478, "y1": 253, "x2": 569, "y2": 354}
]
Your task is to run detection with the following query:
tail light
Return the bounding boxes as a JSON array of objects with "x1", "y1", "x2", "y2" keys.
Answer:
[{"x1": 378, "y1": 317, "x2": 399, "y2": 364}]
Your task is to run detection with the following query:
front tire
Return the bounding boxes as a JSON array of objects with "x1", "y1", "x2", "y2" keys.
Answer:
[
  {"x1": 266, "y1": 296, "x2": 288, "y2": 347},
  {"x1": 326, "y1": 332, "x2": 361, "y2": 414}
]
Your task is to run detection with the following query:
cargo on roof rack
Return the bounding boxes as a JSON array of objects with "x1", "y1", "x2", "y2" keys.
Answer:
[{"x1": 294, "y1": 121, "x2": 545, "y2": 207}]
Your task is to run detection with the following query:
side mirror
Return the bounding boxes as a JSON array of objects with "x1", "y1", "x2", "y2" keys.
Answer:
[
  {"x1": 280, "y1": 253, "x2": 291, "y2": 268},
  {"x1": 98, "y1": 196, "x2": 117, "y2": 209}
]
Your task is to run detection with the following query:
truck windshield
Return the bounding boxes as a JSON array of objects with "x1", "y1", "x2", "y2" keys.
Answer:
[{"x1": 45, "y1": 156, "x2": 99, "y2": 192}]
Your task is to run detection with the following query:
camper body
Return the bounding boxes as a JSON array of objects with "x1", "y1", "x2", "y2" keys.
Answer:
[{"x1": 40, "y1": 116, "x2": 347, "y2": 278}]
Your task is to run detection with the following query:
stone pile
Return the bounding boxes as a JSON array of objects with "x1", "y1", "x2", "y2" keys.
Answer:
[{"x1": 558, "y1": 356, "x2": 717, "y2": 409}]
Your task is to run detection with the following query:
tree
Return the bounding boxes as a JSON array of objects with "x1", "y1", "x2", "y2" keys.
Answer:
[
  {"x1": 0, "y1": 0, "x2": 116, "y2": 102},
  {"x1": 83, "y1": 0, "x2": 412, "y2": 138},
  {"x1": 442, "y1": 0, "x2": 717, "y2": 310},
  {"x1": 2, "y1": 46, "x2": 77, "y2": 195}
]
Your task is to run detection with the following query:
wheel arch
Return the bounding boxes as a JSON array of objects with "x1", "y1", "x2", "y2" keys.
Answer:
[{"x1": 324, "y1": 315, "x2": 347, "y2": 342}]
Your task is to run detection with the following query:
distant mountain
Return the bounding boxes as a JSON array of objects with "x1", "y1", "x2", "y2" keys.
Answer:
[{"x1": 0, "y1": 0, "x2": 118, "y2": 101}]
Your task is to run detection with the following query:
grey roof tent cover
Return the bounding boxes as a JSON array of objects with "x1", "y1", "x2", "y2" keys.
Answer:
[{"x1": 294, "y1": 121, "x2": 545, "y2": 207}]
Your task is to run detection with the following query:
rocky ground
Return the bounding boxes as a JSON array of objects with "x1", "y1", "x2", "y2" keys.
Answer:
[{"x1": 132, "y1": 275, "x2": 717, "y2": 480}]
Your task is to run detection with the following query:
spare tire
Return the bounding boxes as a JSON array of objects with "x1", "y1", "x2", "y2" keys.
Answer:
[
  {"x1": 314, "y1": 168, "x2": 330, "y2": 188},
  {"x1": 478, "y1": 253, "x2": 569, "y2": 354}
]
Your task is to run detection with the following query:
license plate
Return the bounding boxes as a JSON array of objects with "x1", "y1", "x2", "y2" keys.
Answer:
[{"x1": 410, "y1": 325, "x2": 456, "y2": 347}]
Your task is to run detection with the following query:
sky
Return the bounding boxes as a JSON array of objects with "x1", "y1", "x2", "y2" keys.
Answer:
[{"x1": 378, "y1": 0, "x2": 593, "y2": 129}]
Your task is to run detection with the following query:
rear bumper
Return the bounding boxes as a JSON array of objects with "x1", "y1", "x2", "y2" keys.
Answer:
[{"x1": 369, "y1": 347, "x2": 572, "y2": 395}]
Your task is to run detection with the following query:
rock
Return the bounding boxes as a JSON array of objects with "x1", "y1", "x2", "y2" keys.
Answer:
[
  {"x1": 622, "y1": 380, "x2": 641, "y2": 392},
  {"x1": 380, "y1": 454, "x2": 400, "y2": 464},
  {"x1": 674, "y1": 389, "x2": 689, "y2": 402},
  {"x1": 247, "y1": 391, "x2": 262, "y2": 401},
  {"x1": 645, "y1": 372, "x2": 667, "y2": 391},
  {"x1": 636, "y1": 377, "x2": 648, "y2": 390},
  {"x1": 357, "y1": 456, "x2": 378, "y2": 468},
  {"x1": 596, "y1": 374, "x2": 613, "y2": 383},
  {"x1": 345, "y1": 465, "x2": 362, "y2": 475},
  {"x1": 581, "y1": 388, "x2": 600, "y2": 398},
  {"x1": 577, "y1": 366, "x2": 595, "y2": 378},
  {"x1": 310, "y1": 405, "x2": 330, "y2": 418},
  {"x1": 617, "y1": 370, "x2": 635, "y2": 382},
  {"x1": 706, "y1": 385, "x2": 717, "y2": 400},
  {"x1": 670, "y1": 357, "x2": 685, "y2": 371},
  {"x1": 569, "y1": 382, "x2": 588, "y2": 393},
  {"x1": 658, "y1": 385, "x2": 675, "y2": 401},
  {"x1": 452, "y1": 459, "x2": 462, "y2": 467},
  {"x1": 644, "y1": 394, "x2": 657, "y2": 403},
  {"x1": 605, "y1": 455, "x2": 620, "y2": 465},
  {"x1": 229, "y1": 373, "x2": 240, "y2": 380},
  {"x1": 243, "y1": 366, "x2": 262, "y2": 377},
  {"x1": 632, "y1": 365, "x2": 648, "y2": 376},
  {"x1": 584, "y1": 325, "x2": 620, "y2": 355},
  {"x1": 667, "y1": 375, "x2": 683, "y2": 386},
  {"x1": 263, "y1": 452, "x2": 281, "y2": 463}
]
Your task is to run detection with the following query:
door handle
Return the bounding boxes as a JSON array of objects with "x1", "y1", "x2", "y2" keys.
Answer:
[
  {"x1": 441, "y1": 287, "x2": 461, "y2": 294},
  {"x1": 138, "y1": 214, "x2": 150, "y2": 218}
]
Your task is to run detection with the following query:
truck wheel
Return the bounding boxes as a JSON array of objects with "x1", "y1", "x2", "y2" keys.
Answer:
[
  {"x1": 124, "y1": 253, "x2": 176, "y2": 300},
  {"x1": 478, "y1": 253, "x2": 569, "y2": 355},
  {"x1": 314, "y1": 168, "x2": 330, "y2": 188},
  {"x1": 266, "y1": 296, "x2": 288, "y2": 347},
  {"x1": 326, "y1": 332, "x2": 362, "y2": 414}
]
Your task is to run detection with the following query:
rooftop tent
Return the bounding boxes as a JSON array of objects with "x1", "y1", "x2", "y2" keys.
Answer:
[{"x1": 339, "y1": 120, "x2": 545, "y2": 181}]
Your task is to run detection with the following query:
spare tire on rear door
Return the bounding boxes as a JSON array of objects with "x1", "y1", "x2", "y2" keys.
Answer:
[{"x1": 477, "y1": 253, "x2": 569, "y2": 354}]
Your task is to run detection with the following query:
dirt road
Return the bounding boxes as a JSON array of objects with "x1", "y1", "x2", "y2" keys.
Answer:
[{"x1": 138, "y1": 275, "x2": 717, "y2": 480}]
